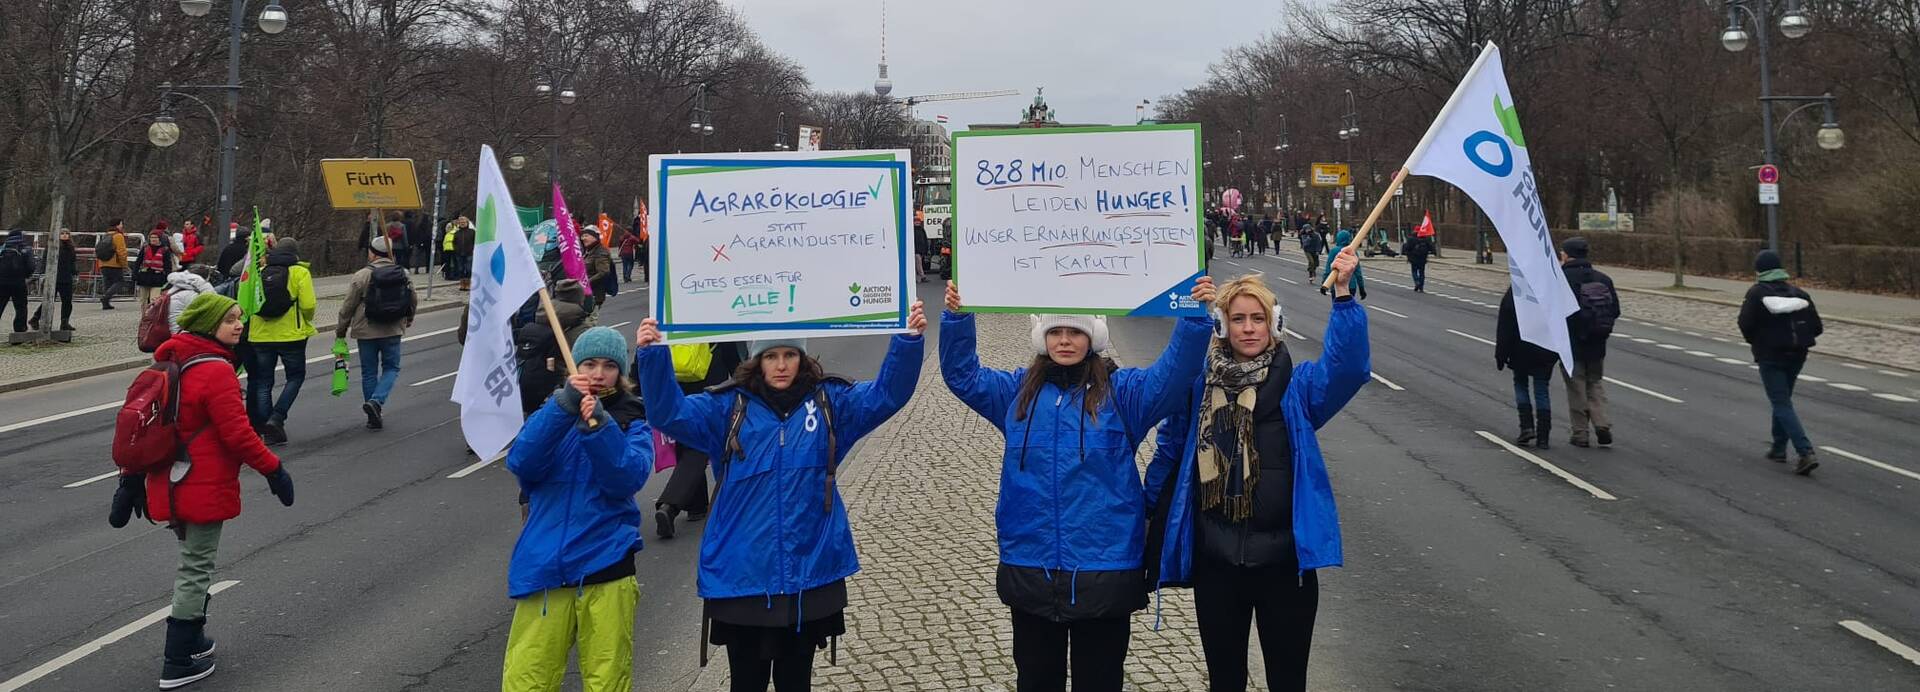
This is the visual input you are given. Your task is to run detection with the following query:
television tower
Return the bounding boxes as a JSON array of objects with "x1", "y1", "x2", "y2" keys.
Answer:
[{"x1": 874, "y1": 0, "x2": 893, "y2": 97}]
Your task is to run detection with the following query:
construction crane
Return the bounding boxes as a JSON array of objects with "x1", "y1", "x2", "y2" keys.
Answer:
[{"x1": 895, "y1": 89, "x2": 1021, "y2": 118}]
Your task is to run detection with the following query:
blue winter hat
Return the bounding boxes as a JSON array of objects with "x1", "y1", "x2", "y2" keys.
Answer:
[
  {"x1": 571, "y1": 327, "x2": 629, "y2": 367},
  {"x1": 749, "y1": 338, "x2": 809, "y2": 359}
]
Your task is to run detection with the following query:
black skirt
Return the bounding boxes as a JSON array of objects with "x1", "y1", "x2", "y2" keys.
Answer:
[{"x1": 707, "y1": 579, "x2": 848, "y2": 659}]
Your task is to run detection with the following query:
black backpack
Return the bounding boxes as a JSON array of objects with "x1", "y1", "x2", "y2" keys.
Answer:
[
  {"x1": 256, "y1": 264, "x2": 294, "y2": 318},
  {"x1": 513, "y1": 321, "x2": 564, "y2": 413},
  {"x1": 95, "y1": 234, "x2": 117, "y2": 260},
  {"x1": 362, "y1": 264, "x2": 416, "y2": 323},
  {"x1": 1574, "y1": 281, "x2": 1619, "y2": 338},
  {"x1": 0, "y1": 247, "x2": 31, "y2": 281}
]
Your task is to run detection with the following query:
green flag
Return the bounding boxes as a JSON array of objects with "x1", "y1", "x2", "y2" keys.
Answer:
[{"x1": 237, "y1": 208, "x2": 267, "y2": 319}]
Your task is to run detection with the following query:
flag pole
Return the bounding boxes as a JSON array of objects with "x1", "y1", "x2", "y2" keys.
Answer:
[
  {"x1": 535, "y1": 285, "x2": 600, "y2": 429},
  {"x1": 1322, "y1": 166, "x2": 1412, "y2": 289}
]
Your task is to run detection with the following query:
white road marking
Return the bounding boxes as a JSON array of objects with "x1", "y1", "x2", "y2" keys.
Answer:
[
  {"x1": 62, "y1": 471, "x2": 120, "y2": 489},
  {"x1": 1798, "y1": 374, "x2": 1829, "y2": 383},
  {"x1": 1837, "y1": 620, "x2": 1920, "y2": 667},
  {"x1": 1880, "y1": 369, "x2": 1910, "y2": 378},
  {"x1": 1826, "y1": 382, "x2": 1868, "y2": 392},
  {"x1": 1282, "y1": 327, "x2": 1308, "y2": 341},
  {"x1": 1873, "y1": 393, "x2": 1918, "y2": 403},
  {"x1": 409, "y1": 371, "x2": 458, "y2": 387},
  {"x1": 1632, "y1": 338, "x2": 1657, "y2": 344},
  {"x1": 0, "y1": 580, "x2": 241, "y2": 692},
  {"x1": 1684, "y1": 331, "x2": 1702, "y2": 337},
  {"x1": 1842, "y1": 363, "x2": 1870, "y2": 370},
  {"x1": 1820, "y1": 446, "x2": 1920, "y2": 482},
  {"x1": 1684, "y1": 350, "x2": 1715, "y2": 358},
  {"x1": 1369, "y1": 372, "x2": 1405, "y2": 391},
  {"x1": 448, "y1": 448, "x2": 511, "y2": 479},
  {"x1": 1476, "y1": 430, "x2": 1618, "y2": 501},
  {"x1": 1716, "y1": 357, "x2": 1748, "y2": 366},
  {"x1": 1712, "y1": 337, "x2": 1733, "y2": 344},
  {"x1": 1446, "y1": 329, "x2": 1495, "y2": 346},
  {"x1": 1657, "y1": 343, "x2": 1685, "y2": 351},
  {"x1": 608, "y1": 320, "x2": 633, "y2": 329},
  {"x1": 1368, "y1": 305, "x2": 1410, "y2": 319},
  {"x1": 1660, "y1": 326, "x2": 1679, "y2": 332},
  {"x1": 1603, "y1": 377, "x2": 1684, "y2": 403},
  {"x1": 1274, "y1": 276, "x2": 1300, "y2": 285}
]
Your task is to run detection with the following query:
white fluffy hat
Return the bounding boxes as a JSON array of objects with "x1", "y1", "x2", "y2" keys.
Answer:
[{"x1": 1029, "y1": 314, "x2": 1112, "y2": 355}]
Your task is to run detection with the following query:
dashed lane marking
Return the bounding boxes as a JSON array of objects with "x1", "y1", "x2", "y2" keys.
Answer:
[
  {"x1": 1716, "y1": 357, "x2": 1748, "y2": 366},
  {"x1": 448, "y1": 448, "x2": 511, "y2": 479},
  {"x1": 1368, "y1": 305, "x2": 1410, "y2": 319},
  {"x1": 1446, "y1": 329, "x2": 1496, "y2": 347},
  {"x1": 1603, "y1": 376, "x2": 1684, "y2": 403},
  {"x1": 1827, "y1": 382, "x2": 1868, "y2": 392},
  {"x1": 1818, "y1": 446, "x2": 1920, "y2": 483},
  {"x1": 409, "y1": 371, "x2": 458, "y2": 387},
  {"x1": 1798, "y1": 374, "x2": 1829, "y2": 383},
  {"x1": 0, "y1": 580, "x2": 241, "y2": 692},
  {"x1": 1842, "y1": 363, "x2": 1870, "y2": 370},
  {"x1": 1874, "y1": 393, "x2": 1919, "y2": 403},
  {"x1": 1837, "y1": 620, "x2": 1920, "y2": 667},
  {"x1": 1476, "y1": 430, "x2": 1618, "y2": 501},
  {"x1": 1282, "y1": 327, "x2": 1308, "y2": 341},
  {"x1": 1274, "y1": 276, "x2": 1300, "y2": 285},
  {"x1": 1370, "y1": 372, "x2": 1405, "y2": 391},
  {"x1": 1685, "y1": 350, "x2": 1715, "y2": 358},
  {"x1": 61, "y1": 471, "x2": 120, "y2": 489},
  {"x1": 1882, "y1": 370, "x2": 1910, "y2": 378}
]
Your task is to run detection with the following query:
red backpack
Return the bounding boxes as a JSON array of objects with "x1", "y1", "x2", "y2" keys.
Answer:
[
  {"x1": 112, "y1": 354, "x2": 226, "y2": 473},
  {"x1": 136, "y1": 290, "x2": 175, "y2": 353}
]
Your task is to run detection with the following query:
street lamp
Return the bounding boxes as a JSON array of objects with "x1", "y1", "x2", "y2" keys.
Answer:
[
  {"x1": 166, "y1": 0, "x2": 291, "y2": 263},
  {"x1": 774, "y1": 111, "x2": 791, "y2": 150},
  {"x1": 257, "y1": 3, "x2": 288, "y2": 34},
  {"x1": 532, "y1": 69, "x2": 579, "y2": 190},
  {"x1": 508, "y1": 153, "x2": 529, "y2": 170},
  {"x1": 147, "y1": 115, "x2": 181, "y2": 148},
  {"x1": 690, "y1": 83, "x2": 716, "y2": 149},
  {"x1": 1720, "y1": 0, "x2": 1828, "y2": 251}
]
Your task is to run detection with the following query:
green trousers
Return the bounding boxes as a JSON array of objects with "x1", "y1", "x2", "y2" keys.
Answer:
[
  {"x1": 171, "y1": 522, "x2": 224, "y2": 620},
  {"x1": 501, "y1": 578, "x2": 639, "y2": 692}
]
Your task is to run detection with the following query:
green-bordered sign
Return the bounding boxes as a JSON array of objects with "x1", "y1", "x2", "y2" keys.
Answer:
[
  {"x1": 647, "y1": 149, "x2": 914, "y2": 343},
  {"x1": 952, "y1": 124, "x2": 1206, "y2": 316}
]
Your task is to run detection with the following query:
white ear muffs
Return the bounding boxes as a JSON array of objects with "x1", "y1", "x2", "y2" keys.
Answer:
[
  {"x1": 1089, "y1": 315, "x2": 1112, "y2": 354},
  {"x1": 1211, "y1": 304, "x2": 1285, "y2": 340},
  {"x1": 1270, "y1": 302, "x2": 1284, "y2": 338}
]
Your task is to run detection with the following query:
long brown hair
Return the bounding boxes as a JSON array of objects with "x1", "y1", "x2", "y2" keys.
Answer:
[
  {"x1": 732, "y1": 349, "x2": 825, "y2": 392},
  {"x1": 1012, "y1": 354, "x2": 1113, "y2": 421}
]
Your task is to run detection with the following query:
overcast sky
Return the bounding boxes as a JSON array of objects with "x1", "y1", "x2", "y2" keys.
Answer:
[{"x1": 723, "y1": 0, "x2": 1286, "y2": 130}]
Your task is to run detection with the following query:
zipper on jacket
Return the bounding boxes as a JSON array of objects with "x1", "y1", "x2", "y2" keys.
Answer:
[{"x1": 1053, "y1": 384, "x2": 1064, "y2": 572}]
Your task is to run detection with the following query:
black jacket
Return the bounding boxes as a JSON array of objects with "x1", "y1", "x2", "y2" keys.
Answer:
[
  {"x1": 215, "y1": 237, "x2": 249, "y2": 280},
  {"x1": 1402, "y1": 237, "x2": 1434, "y2": 264},
  {"x1": 1191, "y1": 345, "x2": 1301, "y2": 571},
  {"x1": 1561, "y1": 259, "x2": 1618, "y2": 362},
  {"x1": 1738, "y1": 280, "x2": 1823, "y2": 363},
  {"x1": 53, "y1": 242, "x2": 76, "y2": 285},
  {"x1": 1496, "y1": 289, "x2": 1560, "y2": 375}
]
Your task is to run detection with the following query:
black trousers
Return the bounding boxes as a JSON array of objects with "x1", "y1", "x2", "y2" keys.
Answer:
[
  {"x1": 1192, "y1": 561, "x2": 1319, "y2": 692},
  {"x1": 0, "y1": 283, "x2": 26, "y2": 331},
  {"x1": 726, "y1": 646, "x2": 813, "y2": 692},
  {"x1": 657, "y1": 445, "x2": 711, "y2": 514},
  {"x1": 1010, "y1": 610, "x2": 1130, "y2": 692},
  {"x1": 30, "y1": 283, "x2": 74, "y2": 327},
  {"x1": 99, "y1": 267, "x2": 126, "y2": 306}
]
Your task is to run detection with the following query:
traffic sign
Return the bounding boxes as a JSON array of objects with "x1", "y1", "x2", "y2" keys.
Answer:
[
  {"x1": 1757, "y1": 164, "x2": 1780, "y2": 185},
  {"x1": 1758, "y1": 182, "x2": 1780, "y2": 205},
  {"x1": 1310, "y1": 163, "x2": 1350, "y2": 187},
  {"x1": 1344, "y1": 185, "x2": 1356, "y2": 199},
  {"x1": 319, "y1": 159, "x2": 423, "y2": 210}
]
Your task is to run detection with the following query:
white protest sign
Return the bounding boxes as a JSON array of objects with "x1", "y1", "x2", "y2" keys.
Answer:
[
  {"x1": 952, "y1": 125, "x2": 1206, "y2": 316},
  {"x1": 648, "y1": 150, "x2": 912, "y2": 344}
]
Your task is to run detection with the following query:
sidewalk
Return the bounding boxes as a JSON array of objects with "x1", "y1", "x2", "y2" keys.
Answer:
[
  {"x1": 684, "y1": 313, "x2": 1350, "y2": 691},
  {"x1": 0, "y1": 270, "x2": 465, "y2": 393}
]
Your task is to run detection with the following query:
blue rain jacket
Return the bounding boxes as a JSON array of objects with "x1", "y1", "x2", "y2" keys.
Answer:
[
  {"x1": 505, "y1": 395, "x2": 655, "y2": 599},
  {"x1": 1145, "y1": 298, "x2": 1370, "y2": 584},
  {"x1": 940, "y1": 312, "x2": 1212, "y2": 575},
  {"x1": 635, "y1": 334, "x2": 924, "y2": 599}
]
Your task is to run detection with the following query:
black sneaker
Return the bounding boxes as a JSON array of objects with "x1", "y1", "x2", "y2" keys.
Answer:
[
  {"x1": 262, "y1": 419, "x2": 288, "y2": 446},
  {"x1": 159, "y1": 617, "x2": 216, "y2": 690},
  {"x1": 1595, "y1": 427, "x2": 1612, "y2": 447},
  {"x1": 1794, "y1": 451, "x2": 1819, "y2": 476},
  {"x1": 1766, "y1": 448, "x2": 1788, "y2": 463},
  {"x1": 655, "y1": 505, "x2": 678, "y2": 539},
  {"x1": 363, "y1": 400, "x2": 384, "y2": 430},
  {"x1": 1516, "y1": 427, "x2": 1536, "y2": 446}
]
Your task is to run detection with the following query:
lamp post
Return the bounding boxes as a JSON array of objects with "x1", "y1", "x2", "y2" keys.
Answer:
[
  {"x1": 1336, "y1": 89, "x2": 1360, "y2": 230},
  {"x1": 1271, "y1": 115, "x2": 1290, "y2": 213},
  {"x1": 1720, "y1": 0, "x2": 1831, "y2": 252},
  {"x1": 533, "y1": 71, "x2": 579, "y2": 192},
  {"x1": 689, "y1": 83, "x2": 716, "y2": 152},
  {"x1": 158, "y1": 0, "x2": 288, "y2": 264},
  {"x1": 774, "y1": 110, "x2": 791, "y2": 150}
]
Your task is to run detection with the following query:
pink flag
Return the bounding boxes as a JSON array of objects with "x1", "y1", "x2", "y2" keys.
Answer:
[{"x1": 551, "y1": 182, "x2": 592, "y2": 294}]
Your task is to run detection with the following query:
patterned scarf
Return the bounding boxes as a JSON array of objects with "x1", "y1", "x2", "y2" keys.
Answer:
[{"x1": 1196, "y1": 342, "x2": 1273, "y2": 522}]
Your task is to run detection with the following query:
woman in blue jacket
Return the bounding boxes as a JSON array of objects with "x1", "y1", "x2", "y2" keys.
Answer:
[
  {"x1": 940, "y1": 278, "x2": 1215, "y2": 691},
  {"x1": 631, "y1": 300, "x2": 926, "y2": 692},
  {"x1": 1144, "y1": 250, "x2": 1369, "y2": 692},
  {"x1": 502, "y1": 327, "x2": 657, "y2": 692}
]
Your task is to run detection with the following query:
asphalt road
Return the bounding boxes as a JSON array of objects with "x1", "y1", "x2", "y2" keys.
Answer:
[{"x1": 3, "y1": 252, "x2": 1917, "y2": 691}]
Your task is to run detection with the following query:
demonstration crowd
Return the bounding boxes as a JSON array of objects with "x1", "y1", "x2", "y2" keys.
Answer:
[{"x1": 73, "y1": 195, "x2": 1829, "y2": 692}]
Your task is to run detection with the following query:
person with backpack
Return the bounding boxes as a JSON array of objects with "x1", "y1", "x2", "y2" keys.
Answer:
[
  {"x1": 1320, "y1": 230, "x2": 1367, "y2": 300},
  {"x1": 1559, "y1": 238, "x2": 1620, "y2": 448},
  {"x1": 164, "y1": 267, "x2": 217, "y2": 335},
  {"x1": 115, "y1": 291, "x2": 295, "y2": 690},
  {"x1": 1299, "y1": 226, "x2": 1323, "y2": 279},
  {"x1": 940, "y1": 278, "x2": 1214, "y2": 692},
  {"x1": 1401, "y1": 232, "x2": 1434, "y2": 293},
  {"x1": 337, "y1": 236, "x2": 416, "y2": 431},
  {"x1": 501, "y1": 327, "x2": 656, "y2": 692},
  {"x1": 1496, "y1": 287, "x2": 1559, "y2": 449},
  {"x1": 135, "y1": 225, "x2": 179, "y2": 309},
  {"x1": 1738, "y1": 249, "x2": 1824, "y2": 475},
  {"x1": 513, "y1": 279, "x2": 595, "y2": 417},
  {"x1": 1144, "y1": 255, "x2": 1368, "y2": 692},
  {"x1": 29, "y1": 228, "x2": 78, "y2": 332},
  {"x1": 631, "y1": 302, "x2": 927, "y2": 692},
  {"x1": 96, "y1": 220, "x2": 131, "y2": 309},
  {"x1": 243, "y1": 237, "x2": 316, "y2": 445},
  {"x1": 0, "y1": 230, "x2": 36, "y2": 332},
  {"x1": 647, "y1": 340, "x2": 749, "y2": 540}
]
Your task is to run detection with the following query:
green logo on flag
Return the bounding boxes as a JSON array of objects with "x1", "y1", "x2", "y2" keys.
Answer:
[
  {"x1": 1494, "y1": 95, "x2": 1526, "y2": 148},
  {"x1": 477, "y1": 195, "x2": 499, "y2": 245}
]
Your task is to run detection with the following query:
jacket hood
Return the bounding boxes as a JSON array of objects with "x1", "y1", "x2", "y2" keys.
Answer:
[
  {"x1": 166, "y1": 271, "x2": 214, "y2": 293},
  {"x1": 266, "y1": 239, "x2": 299, "y2": 266},
  {"x1": 1762, "y1": 295, "x2": 1810, "y2": 315},
  {"x1": 154, "y1": 332, "x2": 236, "y2": 364}
]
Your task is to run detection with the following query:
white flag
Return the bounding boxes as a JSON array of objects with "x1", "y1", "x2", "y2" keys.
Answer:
[
  {"x1": 452, "y1": 145, "x2": 546, "y2": 459},
  {"x1": 1404, "y1": 43, "x2": 1578, "y2": 372}
]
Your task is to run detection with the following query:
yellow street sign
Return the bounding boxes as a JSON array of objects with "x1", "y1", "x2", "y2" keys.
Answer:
[
  {"x1": 1310, "y1": 163, "x2": 1350, "y2": 188},
  {"x1": 319, "y1": 159, "x2": 423, "y2": 210}
]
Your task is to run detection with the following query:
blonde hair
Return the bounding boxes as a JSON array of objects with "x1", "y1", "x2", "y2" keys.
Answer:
[{"x1": 1213, "y1": 275, "x2": 1280, "y2": 345}]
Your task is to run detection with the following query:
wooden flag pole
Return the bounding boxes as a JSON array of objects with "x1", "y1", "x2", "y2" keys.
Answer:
[
  {"x1": 1322, "y1": 166, "x2": 1413, "y2": 290},
  {"x1": 535, "y1": 285, "x2": 599, "y2": 428}
]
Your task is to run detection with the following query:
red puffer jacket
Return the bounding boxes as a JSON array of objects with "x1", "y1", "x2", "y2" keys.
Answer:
[{"x1": 145, "y1": 333, "x2": 282, "y2": 523}]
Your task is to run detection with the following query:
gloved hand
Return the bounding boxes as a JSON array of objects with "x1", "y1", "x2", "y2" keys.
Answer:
[
  {"x1": 109, "y1": 473, "x2": 147, "y2": 528},
  {"x1": 1495, "y1": 357, "x2": 1507, "y2": 372},
  {"x1": 1359, "y1": 287, "x2": 1368, "y2": 301},
  {"x1": 554, "y1": 384, "x2": 585, "y2": 416},
  {"x1": 266, "y1": 467, "x2": 295, "y2": 507}
]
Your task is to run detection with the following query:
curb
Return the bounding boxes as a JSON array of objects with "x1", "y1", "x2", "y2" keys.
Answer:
[{"x1": 0, "y1": 299, "x2": 464, "y2": 395}]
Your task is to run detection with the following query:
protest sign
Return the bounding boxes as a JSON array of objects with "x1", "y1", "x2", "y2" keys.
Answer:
[
  {"x1": 951, "y1": 124, "x2": 1206, "y2": 316},
  {"x1": 647, "y1": 150, "x2": 913, "y2": 344}
]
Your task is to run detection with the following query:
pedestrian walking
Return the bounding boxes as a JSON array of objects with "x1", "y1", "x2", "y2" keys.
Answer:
[
  {"x1": 619, "y1": 230, "x2": 640, "y2": 283},
  {"x1": 501, "y1": 327, "x2": 656, "y2": 692},
  {"x1": 97, "y1": 221, "x2": 131, "y2": 309},
  {"x1": 136, "y1": 292, "x2": 295, "y2": 689},
  {"x1": 631, "y1": 302, "x2": 927, "y2": 692},
  {"x1": 1496, "y1": 288, "x2": 1558, "y2": 449},
  {"x1": 163, "y1": 266, "x2": 217, "y2": 335},
  {"x1": 135, "y1": 224, "x2": 179, "y2": 309},
  {"x1": 1320, "y1": 230, "x2": 1367, "y2": 300},
  {"x1": 1256, "y1": 214, "x2": 1274, "y2": 255},
  {"x1": 940, "y1": 278, "x2": 1213, "y2": 692},
  {"x1": 453, "y1": 218, "x2": 476, "y2": 291},
  {"x1": 1144, "y1": 252, "x2": 1369, "y2": 692},
  {"x1": 1737, "y1": 249, "x2": 1824, "y2": 474},
  {"x1": 648, "y1": 340, "x2": 750, "y2": 540},
  {"x1": 244, "y1": 237, "x2": 317, "y2": 446},
  {"x1": 1558, "y1": 238, "x2": 1619, "y2": 447},
  {"x1": 28, "y1": 228, "x2": 78, "y2": 332},
  {"x1": 0, "y1": 230, "x2": 36, "y2": 332},
  {"x1": 1298, "y1": 226, "x2": 1323, "y2": 279},
  {"x1": 1401, "y1": 233, "x2": 1434, "y2": 292},
  {"x1": 582, "y1": 229, "x2": 615, "y2": 304},
  {"x1": 336, "y1": 236, "x2": 417, "y2": 431}
]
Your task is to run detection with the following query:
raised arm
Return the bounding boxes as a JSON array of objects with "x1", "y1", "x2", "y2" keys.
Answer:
[{"x1": 1299, "y1": 297, "x2": 1372, "y2": 429}]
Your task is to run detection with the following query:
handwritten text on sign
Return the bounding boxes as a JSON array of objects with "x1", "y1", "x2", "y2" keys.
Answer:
[
  {"x1": 953, "y1": 126, "x2": 1205, "y2": 315},
  {"x1": 649, "y1": 152, "x2": 912, "y2": 343}
]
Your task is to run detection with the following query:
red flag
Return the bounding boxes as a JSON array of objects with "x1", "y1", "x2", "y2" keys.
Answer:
[{"x1": 1415, "y1": 211, "x2": 1436, "y2": 238}]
